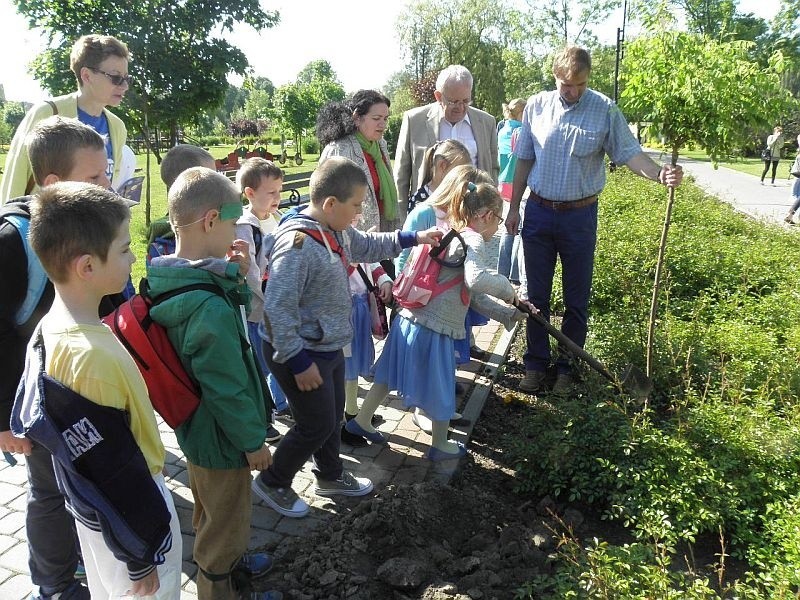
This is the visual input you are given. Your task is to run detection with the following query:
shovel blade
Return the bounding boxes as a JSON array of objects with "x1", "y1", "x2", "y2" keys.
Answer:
[{"x1": 620, "y1": 364, "x2": 653, "y2": 399}]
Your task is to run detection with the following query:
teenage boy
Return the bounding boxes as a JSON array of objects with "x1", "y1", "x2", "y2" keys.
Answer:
[
  {"x1": 1, "y1": 34, "x2": 130, "y2": 203},
  {"x1": 252, "y1": 156, "x2": 442, "y2": 517},
  {"x1": 0, "y1": 115, "x2": 114, "y2": 600},
  {"x1": 146, "y1": 168, "x2": 282, "y2": 600},
  {"x1": 13, "y1": 182, "x2": 182, "y2": 598},
  {"x1": 235, "y1": 158, "x2": 291, "y2": 433}
]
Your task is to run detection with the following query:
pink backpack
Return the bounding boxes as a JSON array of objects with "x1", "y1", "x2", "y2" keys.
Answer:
[{"x1": 393, "y1": 229, "x2": 469, "y2": 309}]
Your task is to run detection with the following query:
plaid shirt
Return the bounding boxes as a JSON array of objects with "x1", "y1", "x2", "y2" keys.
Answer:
[{"x1": 515, "y1": 88, "x2": 641, "y2": 202}]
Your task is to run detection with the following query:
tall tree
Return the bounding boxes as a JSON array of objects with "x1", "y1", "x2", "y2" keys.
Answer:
[
  {"x1": 524, "y1": 0, "x2": 622, "y2": 48},
  {"x1": 396, "y1": 0, "x2": 523, "y2": 116},
  {"x1": 15, "y1": 0, "x2": 279, "y2": 152},
  {"x1": 273, "y1": 61, "x2": 344, "y2": 149},
  {"x1": 621, "y1": 31, "x2": 798, "y2": 372}
]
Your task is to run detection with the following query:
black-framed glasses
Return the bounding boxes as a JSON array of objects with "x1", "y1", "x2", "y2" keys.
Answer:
[
  {"x1": 442, "y1": 97, "x2": 472, "y2": 108},
  {"x1": 494, "y1": 212, "x2": 505, "y2": 225},
  {"x1": 89, "y1": 67, "x2": 132, "y2": 86}
]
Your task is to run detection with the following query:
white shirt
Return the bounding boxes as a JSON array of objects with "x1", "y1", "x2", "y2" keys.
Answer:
[{"x1": 439, "y1": 112, "x2": 478, "y2": 167}]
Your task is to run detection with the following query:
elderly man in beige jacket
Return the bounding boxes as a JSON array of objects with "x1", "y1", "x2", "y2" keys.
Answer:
[{"x1": 393, "y1": 65, "x2": 498, "y2": 205}]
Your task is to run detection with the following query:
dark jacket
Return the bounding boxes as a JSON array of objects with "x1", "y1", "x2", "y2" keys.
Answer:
[
  {"x1": 0, "y1": 198, "x2": 54, "y2": 431},
  {"x1": 11, "y1": 331, "x2": 172, "y2": 580}
]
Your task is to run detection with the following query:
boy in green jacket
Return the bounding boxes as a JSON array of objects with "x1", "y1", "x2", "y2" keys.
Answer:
[{"x1": 147, "y1": 167, "x2": 281, "y2": 600}]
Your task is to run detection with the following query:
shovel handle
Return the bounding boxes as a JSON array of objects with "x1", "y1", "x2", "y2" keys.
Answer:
[{"x1": 514, "y1": 300, "x2": 617, "y2": 384}]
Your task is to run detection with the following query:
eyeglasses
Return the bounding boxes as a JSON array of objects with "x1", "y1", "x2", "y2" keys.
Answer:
[
  {"x1": 89, "y1": 67, "x2": 132, "y2": 86},
  {"x1": 481, "y1": 211, "x2": 504, "y2": 225},
  {"x1": 442, "y1": 97, "x2": 472, "y2": 108}
]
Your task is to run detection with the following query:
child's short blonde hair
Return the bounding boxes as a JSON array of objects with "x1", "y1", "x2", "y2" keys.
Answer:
[
  {"x1": 309, "y1": 157, "x2": 367, "y2": 205},
  {"x1": 160, "y1": 145, "x2": 215, "y2": 188},
  {"x1": 26, "y1": 116, "x2": 105, "y2": 186},
  {"x1": 168, "y1": 168, "x2": 240, "y2": 229},
  {"x1": 432, "y1": 165, "x2": 500, "y2": 230},
  {"x1": 236, "y1": 157, "x2": 284, "y2": 192},
  {"x1": 30, "y1": 182, "x2": 130, "y2": 283},
  {"x1": 70, "y1": 34, "x2": 129, "y2": 84}
]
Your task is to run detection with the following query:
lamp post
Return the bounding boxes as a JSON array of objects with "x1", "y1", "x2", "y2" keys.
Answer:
[{"x1": 610, "y1": 0, "x2": 629, "y2": 172}]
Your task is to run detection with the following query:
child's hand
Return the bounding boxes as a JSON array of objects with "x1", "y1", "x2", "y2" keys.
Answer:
[
  {"x1": 246, "y1": 444, "x2": 273, "y2": 471},
  {"x1": 378, "y1": 281, "x2": 393, "y2": 303},
  {"x1": 227, "y1": 238, "x2": 250, "y2": 276},
  {"x1": 128, "y1": 569, "x2": 160, "y2": 597},
  {"x1": 0, "y1": 430, "x2": 32, "y2": 456},
  {"x1": 295, "y1": 363, "x2": 323, "y2": 391},
  {"x1": 416, "y1": 227, "x2": 444, "y2": 246},
  {"x1": 513, "y1": 296, "x2": 539, "y2": 315}
]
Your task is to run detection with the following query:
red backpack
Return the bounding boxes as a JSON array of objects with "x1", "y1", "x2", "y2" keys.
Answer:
[
  {"x1": 102, "y1": 279, "x2": 224, "y2": 428},
  {"x1": 393, "y1": 229, "x2": 469, "y2": 309}
]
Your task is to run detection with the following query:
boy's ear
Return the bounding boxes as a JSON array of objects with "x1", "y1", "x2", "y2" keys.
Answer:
[
  {"x1": 322, "y1": 196, "x2": 337, "y2": 212},
  {"x1": 243, "y1": 186, "x2": 256, "y2": 202},
  {"x1": 73, "y1": 253, "x2": 95, "y2": 281},
  {"x1": 41, "y1": 173, "x2": 61, "y2": 187},
  {"x1": 202, "y1": 207, "x2": 218, "y2": 232}
]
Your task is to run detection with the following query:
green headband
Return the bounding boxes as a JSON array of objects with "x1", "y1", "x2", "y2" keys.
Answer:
[{"x1": 219, "y1": 201, "x2": 243, "y2": 221}]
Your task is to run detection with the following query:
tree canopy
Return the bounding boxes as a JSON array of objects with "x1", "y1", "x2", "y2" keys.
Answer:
[{"x1": 13, "y1": 0, "x2": 279, "y2": 146}]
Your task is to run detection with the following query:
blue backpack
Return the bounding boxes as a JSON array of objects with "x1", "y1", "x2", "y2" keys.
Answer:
[{"x1": 0, "y1": 202, "x2": 49, "y2": 326}]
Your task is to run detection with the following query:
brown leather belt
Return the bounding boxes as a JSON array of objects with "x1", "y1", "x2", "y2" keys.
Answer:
[{"x1": 530, "y1": 191, "x2": 598, "y2": 210}]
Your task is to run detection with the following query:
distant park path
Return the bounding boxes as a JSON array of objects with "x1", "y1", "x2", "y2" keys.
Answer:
[{"x1": 644, "y1": 148, "x2": 795, "y2": 225}]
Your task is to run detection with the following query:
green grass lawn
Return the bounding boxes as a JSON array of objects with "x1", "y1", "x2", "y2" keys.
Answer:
[
  {"x1": 129, "y1": 146, "x2": 319, "y2": 281},
  {"x1": 647, "y1": 146, "x2": 798, "y2": 179},
  {"x1": 1, "y1": 145, "x2": 319, "y2": 283}
]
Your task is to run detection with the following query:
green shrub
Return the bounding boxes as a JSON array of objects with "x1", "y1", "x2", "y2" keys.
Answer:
[{"x1": 511, "y1": 167, "x2": 800, "y2": 596}]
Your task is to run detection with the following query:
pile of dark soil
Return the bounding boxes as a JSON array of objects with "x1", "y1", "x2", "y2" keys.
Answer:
[{"x1": 255, "y1": 342, "x2": 592, "y2": 600}]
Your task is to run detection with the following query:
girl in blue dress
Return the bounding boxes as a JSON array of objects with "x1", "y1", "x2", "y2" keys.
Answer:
[{"x1": 345, "y1": 165, "x2": 532, "y2": 460}]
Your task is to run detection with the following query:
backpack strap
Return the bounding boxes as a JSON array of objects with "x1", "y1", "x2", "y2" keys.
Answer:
[
  {"x1": 301, "y1": 228, "x2": 348, "y2": 269},
  {"x1": 250, "y1": 224, "x2": 263, "y2": 258},
  {"x1": 355, "y1": 265, "x2": 376, "y2": 291},
  {"x1": 4, "y1": 213, "x2": 48, "y2": 325}
]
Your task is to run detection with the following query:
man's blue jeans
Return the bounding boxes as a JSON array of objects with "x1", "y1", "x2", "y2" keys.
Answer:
[{"x1": 521, "y1": 200, "x2": 598, "y2": 374}]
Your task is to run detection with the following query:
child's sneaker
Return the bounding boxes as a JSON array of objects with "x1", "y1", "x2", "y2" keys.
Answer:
[
  {"x1": 30, "y1": 580, "x2": 90, "y2": 600},
  {"x1": 274, "y1": 407, "x2": 294, "y2": 423},
  {"x1": 265, "y1": 425, "x2": 282, "y2": 444},
  {"x1": 74, "y1": 561, "x2": 86, "y2": 580},
  {"x1": 236, "y1": 551, "x2": 274, "y2": 579},
  {"x1": 314, "y1": 471, "x2": 373, "y2": 497},
  {"x1": 252, "y1": 475, "x2": 309, "y2": 518}
]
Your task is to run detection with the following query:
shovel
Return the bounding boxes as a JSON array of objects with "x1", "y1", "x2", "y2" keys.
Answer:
[{"x1": 513, "y1": 300, "x2": 652, "y2": 399}]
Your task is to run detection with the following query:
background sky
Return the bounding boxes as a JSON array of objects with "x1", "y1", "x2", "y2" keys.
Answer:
[{"x1": 0, "y1": 0, "x2": 781, "y2": 104}]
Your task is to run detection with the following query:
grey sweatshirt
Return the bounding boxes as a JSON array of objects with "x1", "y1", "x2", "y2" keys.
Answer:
[{"x1": 261, "y1": 214, "x2": 408, "y2": 371}]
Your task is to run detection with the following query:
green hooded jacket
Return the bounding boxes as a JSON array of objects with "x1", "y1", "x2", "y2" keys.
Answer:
[{"x1": 147, "y1": 257, "x2": 267, "y2": 469}]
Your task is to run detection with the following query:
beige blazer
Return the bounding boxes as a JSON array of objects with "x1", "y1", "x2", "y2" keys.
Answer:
[{"x1": 393, "y1": 103, "x2": 498, "y2": 203}]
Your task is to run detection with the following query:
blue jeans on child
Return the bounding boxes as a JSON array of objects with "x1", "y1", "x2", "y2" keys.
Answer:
[
  {"x1": 521, "y1": 199, "x2": 598, "y2": 374},
  {"x1": 247, "y1": 322, "x2": 288, "y2": 411}
]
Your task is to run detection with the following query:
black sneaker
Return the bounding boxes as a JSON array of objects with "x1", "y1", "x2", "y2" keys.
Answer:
[{"x1": 265, "y1": 425, "x2": 282, "y2": 444}]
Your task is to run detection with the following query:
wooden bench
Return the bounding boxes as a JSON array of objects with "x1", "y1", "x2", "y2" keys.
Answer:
[{"x1": 280, "y1": 170, "x2": 313, "y2": 208}]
